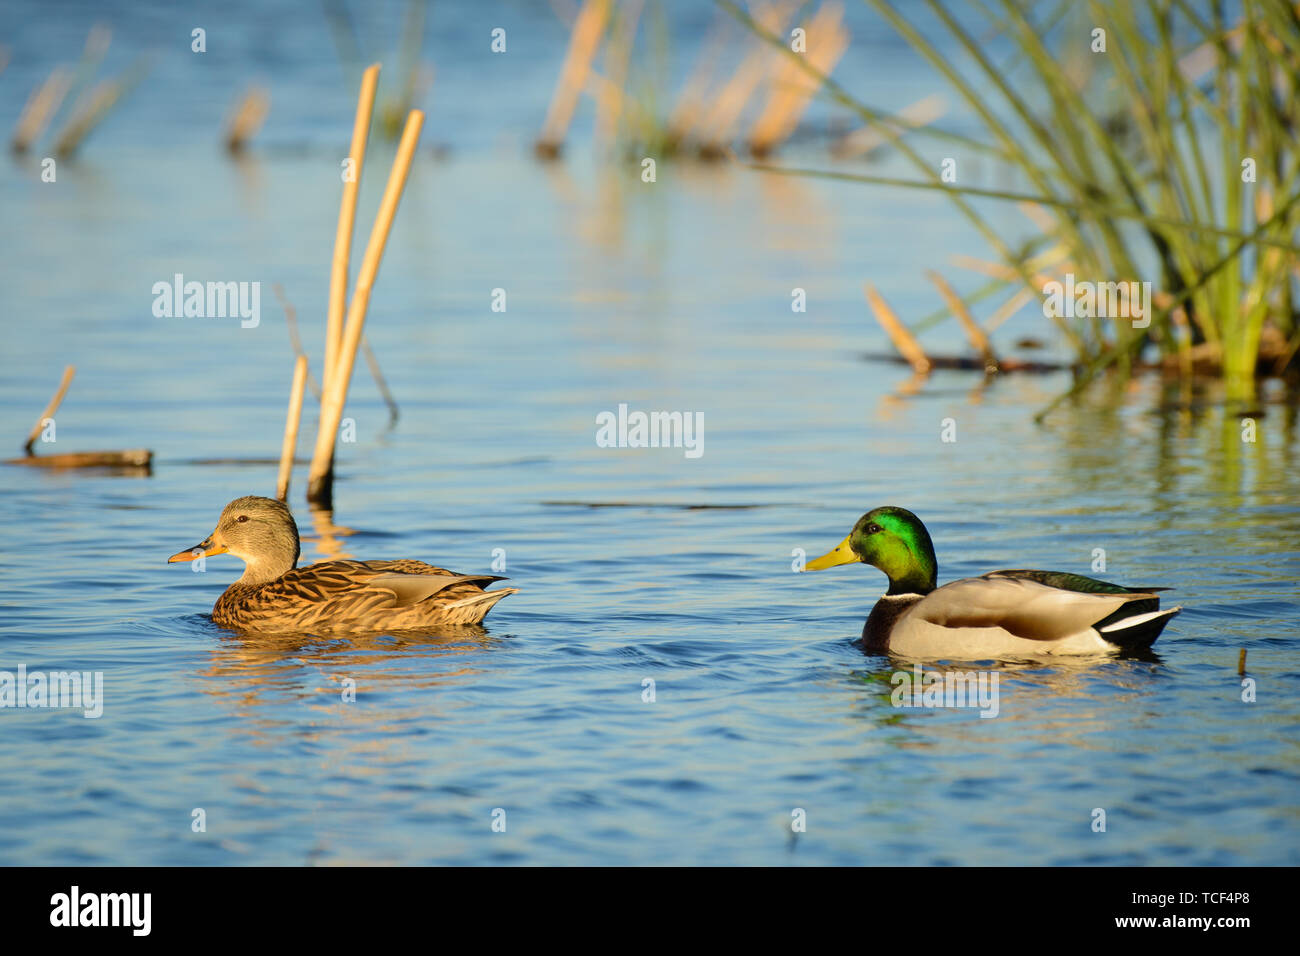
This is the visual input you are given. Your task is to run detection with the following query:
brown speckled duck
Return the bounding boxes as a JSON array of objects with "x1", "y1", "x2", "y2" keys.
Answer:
[{"x1": 168, "y1": 496, "x2": 517, "y2": 633}]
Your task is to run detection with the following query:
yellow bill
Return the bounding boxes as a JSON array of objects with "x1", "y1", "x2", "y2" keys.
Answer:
[
  {"x1": 168, "y1": 538, "x2": 228, "y2": 563},
  {"x1": 805, "y1": 535, "x2": 859, "y2": 571}
]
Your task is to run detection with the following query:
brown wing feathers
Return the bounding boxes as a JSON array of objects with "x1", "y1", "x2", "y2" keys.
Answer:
[{"x1": 213, "y1": 559, "x2": 513, "y2": 631}]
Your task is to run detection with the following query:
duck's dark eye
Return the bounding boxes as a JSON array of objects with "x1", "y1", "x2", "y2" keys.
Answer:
[
  {"x1": 866, "y1": 523, "x2": 881, "y2": 534},
  {"x1": 237, "y1": 515, "x2": 249, "y2": 523}
]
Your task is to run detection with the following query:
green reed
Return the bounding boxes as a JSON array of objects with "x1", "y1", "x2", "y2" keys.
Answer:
[{"x1": 723, "y1": 0, "x2": 1300, "y2": 412}]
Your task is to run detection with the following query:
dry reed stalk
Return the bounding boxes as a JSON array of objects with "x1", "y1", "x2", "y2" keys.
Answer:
[
  {"x1": 307, "y1": 109, "x2": 425, "y2": 506},
  {"x1": 380, "y1": 63, "x2": 434, "y2": 140},
  {"x1": 18, "y1": 23, "x2": 115, "y2": 154},
  {"x1": 272, "y1": 283, "x2": 322, "y2": 400},
  {"x1": 748, "y1": 3, "x2": 848, "y2": 157},
  {"x1": 24, "y1": 365, "x2": 76, "y2": 454},
  {"x1": 11, "y1": 67, "x2": 73, "y2": 153},
  {"x1": 1173, "y1": 305, "x2": 1195, "y2": 380},
  {"x1": 536, "y1": 0, "x2": 611, "y2": 158},
  {"x1": 1275, "y1": 270, "x2": 1300, "y2": 373},
  {"x1": 949, "y1": 253, "x2": 1058, "y2": 289},
  {"x1": 926, "y1": 271, "x2": 998, "y2": 371},
  {"x1": 984, "y1": 285, "x2": 1034, "y2": 335},
  {"x1": 1028, "y1": 249, "x2": 1074, "y2": 276},
  {"x1": 51, "y1": 59, "x2": 145, "y2": 158},
  {"x1": 864, "y1": 284, "x2": 930, "y2": 374},
  {"x1": 360, "y1": 336, "x2": 400, "y2": 425},
  {"x1": 33, "y1": 24, "x2": 114, "y2": 156},
  {"x1": 953, "y1": 252, "x2": 1131, "y2": 348},
  {"x1": 1178, "y1": 22, "x2": 1245, "y2": 81},
  {"x1": 592, "y1": 0, "x2": 643, "y2": 149},
  {"x1": 1237, "y1": 648, "x2": 1247, "y2": 675},
  {"x1": 696, "y1": 2, "x2": 793, "y2": 156},
  {"x1": 225, "y1": 86, "x2": 271, "y2": 153},
  {"x1": 831, "y1": 93, "x2": 944, "y2": 159},
  {"x1": 1015, "y1": 202, "x2": 1057, "y2": 235},
  {"x1": 378, "y1": 0, "x2": 428, "y2": 139},
  {"x1": 585, "y1": 69, "x2": 658, "y2": 146},
  {"x1": 276, "y1": 355, "x2": 309, "y2": 501},
  {"x1": 326, "y1": 63, "x2": 381, "y2": 399},
  {"x1": 665, "y1": 23, "x2": 729, "y2": 145},
  {"x1": 274, "y1": 281, "x2": 394, "y2": 417}
]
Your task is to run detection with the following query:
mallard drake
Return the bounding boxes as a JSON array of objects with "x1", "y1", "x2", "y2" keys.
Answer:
[
  {"x1": 805, "y1": 506, "x2": 1179, "y2": 659},
  {"x1": 168, "y1": 496, "x2": 517, "y2": 633}
]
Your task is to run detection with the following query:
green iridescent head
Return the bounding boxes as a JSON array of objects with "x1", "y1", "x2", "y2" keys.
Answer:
[{"x1": 805, "y1": 506, "x2": 938, "y2": 595}]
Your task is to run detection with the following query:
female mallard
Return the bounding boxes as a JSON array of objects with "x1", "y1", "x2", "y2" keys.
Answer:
[
  {"x1": 805, "y1": 506, "x2": 1179, "y2": 658},
  {"x1": 168, "y1": 496, "x2": 517, "y2": 633}
]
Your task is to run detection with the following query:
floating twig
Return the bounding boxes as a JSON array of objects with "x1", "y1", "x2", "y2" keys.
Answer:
[
  {"x1": 1237, "y1": 648, "x2": 1247, "y2": 676},
  {"x1": 865, "y1": 352, "x2": 1063, "y2": 373},
  {"x1": 8, "y1": 450, "x2": 151, "y2": 470}
]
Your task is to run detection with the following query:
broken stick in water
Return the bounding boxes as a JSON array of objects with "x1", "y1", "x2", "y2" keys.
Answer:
[
  {"x1": 225, "y1": 85, "x2": 270, "y2": 153},
  {"x1": 360, "y1": 336, "x2": 400, "y2": 426},
  {"x1": 51, "y1": 56, "x2": 148, "y2": 159},
  {"x1": 24, "y1": 364, "x2": 75, "y2": 455},
  {"x1": 748, "y1": 3, "x2": 848, "y2": 158},
  {"x1": 8, "y1": 364, "x2": 152, "y2": 470},
  {"x1": 926, "y1": 270, "x2": 999, "y2": 373},
  {"x1": 276, "y1": 355, "x2": 309, "y2": 501},
  {"x1": 864, "y1": 284, "x2": 931, "y2": 375},
  {"x1": 273, "y1": 283, "x2": 321, "y2": 400},
  {"x1": 11, "y1": 67, "x2": 73, "y2": 154},
  {"x1": 536, "y1": 0, "x2": 611, "y2": 158}
]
